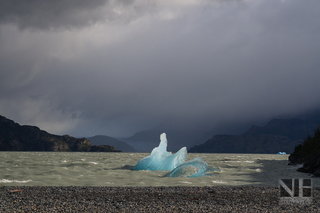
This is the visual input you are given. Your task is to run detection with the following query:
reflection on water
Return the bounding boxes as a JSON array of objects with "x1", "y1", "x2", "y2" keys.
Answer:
[{"x1": 0, "y1": 152, "x2": 318, "y2": 186}]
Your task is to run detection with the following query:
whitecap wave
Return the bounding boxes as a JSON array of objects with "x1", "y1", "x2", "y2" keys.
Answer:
[
  {"x1": 212, "y1": 180, "x2": 227, "y2": 184},
  {"x1": 180, "y1": 181, "x2": 192, "y2": 184},
  {"x1": 243, "y1": 161, "x2": 255, "y2": 163},
  {"x1": 0, "y1": 179, "x2": 32, "y2": 183},
  {"x1": 224, "y1": 160, "x2": 254, "y2": 163}
]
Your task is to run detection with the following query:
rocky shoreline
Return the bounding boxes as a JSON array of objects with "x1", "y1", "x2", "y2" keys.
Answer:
[{"x1": 1, "y1": 186, "x2": 320, "y2": 212}]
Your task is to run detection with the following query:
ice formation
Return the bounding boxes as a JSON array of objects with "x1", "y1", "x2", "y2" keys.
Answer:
[
  {"x1": 134, "y1": 133, "x2": 220, "y2": 177},
  {"x1": 169, "y1": 157, "x2": 220, "y2": 178},
  {"x1": 277, "y1": 152, "x2": 286, "y2": 155},
  {"x1": 134, "y1": 133, "x2": 188, "y2": 171}
]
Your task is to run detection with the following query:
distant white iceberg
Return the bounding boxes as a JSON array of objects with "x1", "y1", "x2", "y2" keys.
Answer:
[
  {"x1": 134, "y1": 133, "x2": 220, "y2": 177},
  {"x1": 277, "y1": 152, "x2": 286, "y2": 155}
]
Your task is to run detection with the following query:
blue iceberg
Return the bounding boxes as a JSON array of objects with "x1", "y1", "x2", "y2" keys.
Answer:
[
  {"x1": 134, "y1": 133, "x2": 187, "y2": 171},
  {"x1": 277, "y1": 152, "x2": 286, "y2": 155},
  {"x1": 134, "y1": 133, "x2": 220, "y2": 177},
  {"x1": 169, "y1": 157, "x2": 221, "y2": 177}
]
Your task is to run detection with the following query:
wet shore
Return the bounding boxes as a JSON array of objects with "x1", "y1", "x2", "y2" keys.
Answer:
[{"x1": 1, "y1": 186, "x2": 319, "y2": 212}]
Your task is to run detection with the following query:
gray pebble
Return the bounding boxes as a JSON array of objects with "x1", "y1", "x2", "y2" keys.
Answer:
[{"x1": 0, "y1": 186, "x2": 319, "y2": 212}]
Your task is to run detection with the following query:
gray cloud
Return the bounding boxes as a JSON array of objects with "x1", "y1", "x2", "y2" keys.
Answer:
[
  {"x1": 0, "y1": 0, "x2": 139, "y2": 30},
  {"x1": 0, "y1": 0, "x2": 320, "y2": 138}
]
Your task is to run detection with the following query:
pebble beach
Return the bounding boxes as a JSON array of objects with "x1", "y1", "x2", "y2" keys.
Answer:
[{"x1": 1, "y1": 186, "x2": 320, "y2": 212}]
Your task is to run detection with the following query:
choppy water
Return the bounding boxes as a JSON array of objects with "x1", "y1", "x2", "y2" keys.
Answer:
[{"x1": 0, "y1": 152, "x2": 318, "y2": 187}]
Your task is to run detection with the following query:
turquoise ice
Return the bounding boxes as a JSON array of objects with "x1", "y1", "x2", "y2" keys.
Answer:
[
  {"x1": 277, "y1": 152, "x2": 286, "y2": 155},
  {"x1": 134, "y1": 133, "x2": 220, "y2": 177},
  {"x1": 169, "y1": 157, "x2": 220, "y2": 177},
  {"x1": 134, "y1": 133, "x2": 187, "y2": 171}
]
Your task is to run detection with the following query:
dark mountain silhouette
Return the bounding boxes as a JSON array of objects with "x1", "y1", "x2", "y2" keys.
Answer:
[
  {"x1": 0, "y1": 115, "x2": 120, "y2": 152},
  {"x1": 194, "y1": 109, "x2": 320, "y2": 148},
  {"x1": 189, "y1": 118, "x2": 319, "y2": 154},
  {"x1": 88, "y1": 135, "x2": 136, "y2": 152},
  {"x1": 125, "y1": 129, "x2": 199, "y2": 152}
]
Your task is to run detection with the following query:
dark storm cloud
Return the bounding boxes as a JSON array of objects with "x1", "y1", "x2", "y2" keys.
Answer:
[
  {"x1": 0, "y1": 0, "x2": 320, "y2": 138},
  {"x1": 0, "y1": 0, "x2": 136, "y2": 30}
]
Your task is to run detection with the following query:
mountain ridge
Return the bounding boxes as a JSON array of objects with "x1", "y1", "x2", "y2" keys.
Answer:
[
  {"x1": 88, "y1": 135, "x2": 136, "y2": 152},
  {"x1": 125, "y1": 129, "x2": 199, "y2": 152},
  {"x1": 188, "y1": 118, "x2": 319, "y2": 154},
  {"x1": 0, "y1": 115, "x2": 120, "y2": 152}
]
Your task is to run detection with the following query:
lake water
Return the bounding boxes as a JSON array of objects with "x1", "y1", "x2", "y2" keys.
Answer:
[{"x1": 1, "y1": 152, "x2": 318, "y2": 187}]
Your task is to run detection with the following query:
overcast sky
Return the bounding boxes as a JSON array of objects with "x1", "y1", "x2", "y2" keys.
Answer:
[{"x1": 1, "y1": 0, "x2": 320, "y2": 138}]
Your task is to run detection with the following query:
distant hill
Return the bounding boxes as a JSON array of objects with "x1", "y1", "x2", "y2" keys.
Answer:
[
  {"x1": 88, "y1": 135, "x2": 136, "y2": 152},
  {"x1": 0, "y1": 115, "x2": 120, "y2": 152},
  {"x1": 125, "y1": 129, "x2": 199, "y2": 152},
  {"x1": 188, "y1": 118, "x2": 319, "y2": 154}
]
